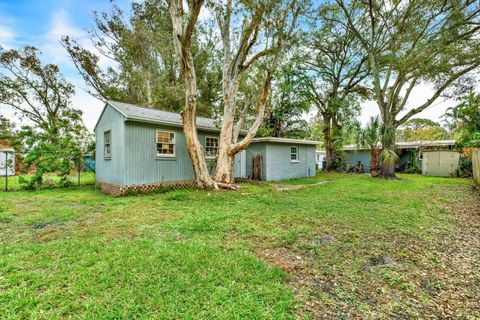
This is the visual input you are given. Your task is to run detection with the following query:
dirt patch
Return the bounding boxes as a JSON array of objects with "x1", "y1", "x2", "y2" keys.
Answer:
[
  {"x1": 269, "y1": 180, "x2": 332, "y2": 192},
  {"x1": 254, "y1": 187, "x2": 480, "y2": 319}
]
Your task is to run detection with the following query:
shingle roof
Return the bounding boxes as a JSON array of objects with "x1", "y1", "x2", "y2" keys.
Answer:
[{"x1": 104, "y1": 100, "x2": 220, "y2": 132}]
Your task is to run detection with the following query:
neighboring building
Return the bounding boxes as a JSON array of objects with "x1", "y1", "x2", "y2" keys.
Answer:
[
  {"x1": 343, "y1": 140, "x2": 459, "y2": 176},
  {"x1": 0, "y1": 148, "x2": 15, "y2": 176},
  {"x1": 315, "y1": 150, "x2": 326, "y2": 169},
  {"x1": 246, "y1": 137, "x2": 318, "y2": 181},
  {"x1": 95, "y1": 101, "x2": 320, "y2": 195}
]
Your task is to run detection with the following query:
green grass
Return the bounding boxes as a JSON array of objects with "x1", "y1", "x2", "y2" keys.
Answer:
[
  {"x1": 0, "y1": 173, "x2": 477, "y2": 318},
  {"x1": 0, "y1": 172, "x2": 95, "y2": 191}
]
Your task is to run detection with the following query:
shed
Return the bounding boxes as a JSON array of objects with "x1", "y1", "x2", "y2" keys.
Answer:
[
  {"x1": 422, "y1": 150, "x2": 460, "y2": 177},
  {"x1": 0, "y1": 148, "x2": 15, "y2": 176},
  {"x1": 246, "y1": 137, "x2": 318, "y2": 181},
  {"x1": 343, "y1": 140, "x2": 458, "y2": 175}
]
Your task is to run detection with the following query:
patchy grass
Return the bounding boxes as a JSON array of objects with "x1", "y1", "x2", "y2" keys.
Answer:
[
  {"x1": 0, "y1": 173, "x2": 478, "y2": 319},
  {"x1": 0, "y1": 172, "x2": 95, "y2": 191}
]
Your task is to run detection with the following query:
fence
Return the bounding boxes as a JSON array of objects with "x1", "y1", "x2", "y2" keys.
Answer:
[
  {"x1": 473, "y1": 149, "x2": 480, "y2": 186},
  {"x1": 0, "y1": 151, "x2": 96, "y2": 192}
]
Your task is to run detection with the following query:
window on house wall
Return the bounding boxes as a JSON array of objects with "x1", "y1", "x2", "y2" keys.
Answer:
[
  {"x1": 104, "y1": 130, "x2": 111, "y2": 159},
  {"x1": 156, "y1": 130, "x2": 176, "y2": 157},
  {"x1": 291, "y1": 146, "x2": 299, "y2": 162},
  {"x1": 205, "y1": 137, "x2": 219, "y2": 158}
]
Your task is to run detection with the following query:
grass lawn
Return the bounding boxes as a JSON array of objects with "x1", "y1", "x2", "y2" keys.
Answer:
[{"x1": 0, "y1": 173, "x2": 478, "y2": 319}]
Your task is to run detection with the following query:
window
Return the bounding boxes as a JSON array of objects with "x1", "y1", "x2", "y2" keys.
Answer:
[
  {"x1": 104, "y1": 131, "x2": 111, "y2": 159},
  {"x1": 291, "y1": 146, "x2": 299, "y2": 162},
  {"x1": 205, "y1": 137, "x2": 219, "y2": 158},
  {"x1": 156, "y1": 130, "x2": 175, "y2": 157}
]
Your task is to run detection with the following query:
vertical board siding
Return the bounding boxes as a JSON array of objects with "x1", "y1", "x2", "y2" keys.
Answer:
[
  {"x1": 473, "y1": 149, "x2": 480, "y2": 185},
  {"x1": 123, "y1": 121, "x2": 246, "y2": 185},
  {"x1": 264, "y1": 143, "x2": 316, "y2": 181},
  {"x1": 95, "y1": 105, "x2": 125, "y2": 184}
]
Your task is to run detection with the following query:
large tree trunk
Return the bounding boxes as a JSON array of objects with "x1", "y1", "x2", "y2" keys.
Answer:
[
  {"x1": 378, "y1": 122, "x2": 397, "y2": 178},
  {"x1": 168, "y1": 0, "x2": 217, "y2": 189},
  {"x1": 370, "y1": 148, "x2": 380, "y2": 173},
  {"x1": 181, "y1": 53, "x2": 217, "y2": 188},
  {"x1": 323, "y1": 114, "x2": 335, "y2": 171}
]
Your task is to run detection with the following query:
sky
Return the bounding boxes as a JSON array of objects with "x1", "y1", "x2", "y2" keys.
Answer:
[{"x1": 0, "y1": 0, "x2": 462, "y2": 132}]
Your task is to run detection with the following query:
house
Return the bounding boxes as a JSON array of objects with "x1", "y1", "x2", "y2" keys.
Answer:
[
  {"x1": 343, "y1": 140, "x2": 459, "y2": 176},
  {"x1": 95, "y1": 101, "x2": 320, "y2": 195}
]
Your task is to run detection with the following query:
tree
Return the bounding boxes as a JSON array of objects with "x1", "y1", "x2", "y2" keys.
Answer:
[
  {"x1": 301, "y1": 4, "x2": 368, "y2": 170},
  {"x1": 260, "y1": 59, "x2": 311, "y2": 139},
  {"x1": 0, "y1": 46, "x2": 91, "y2": 187},
  {"x1": 353, "y1": 116, "x2": 382, "y2": 174},
  {"x1": 396, "y1": 118, "x2": 448, "y2": 142},
  {"x1": 445, "y1": 92, "x2": 480, "y2": 148},
  {"x1": 63, "y1": 0, "x2": 222, "y2": 116},
  {"x1": 336, "y1": 0, "x2": 480, "y2": 178},
  {"x1": 168, "y1": 0, "x2": 305, "y2": 188},
  {"x1": 0, "y1": 115, "x2": 17, "y2": 148},
  {"x1": 211, "y1": 0, "x2": 305, "y2": 185}
]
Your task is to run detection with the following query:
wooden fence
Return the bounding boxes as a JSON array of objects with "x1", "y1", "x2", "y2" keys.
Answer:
[{"x1": 473, "y1": 149, "x2": 480, "y2": 186}]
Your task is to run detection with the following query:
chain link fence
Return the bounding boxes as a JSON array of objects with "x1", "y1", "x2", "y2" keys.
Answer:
[{"x1": 0, "y1": 150, "x2": 96, "y2": 192}]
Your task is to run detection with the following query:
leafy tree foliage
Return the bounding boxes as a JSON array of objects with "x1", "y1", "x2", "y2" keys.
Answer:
[
  {"x1": 352, "y1": 116, "x2": 382, "y2": 173},
  {"x1": 301, "y1": 3, "x2": 368, "y2": 170},
  {"x1": 0, "y1": 46, "x2": 91, "y2": 188},
  {"x1": 62, "y1": 0, "x2": 221, "y2": 116},
  {"x1": 445, "y1": 92, "x2": 480, "y2": 148},
  {"x1": 396, "y1": 118, "x2": 449, "y2": 143},
  {"x1": 260, "y1": 60, "x2": 311, "y2": 138}
]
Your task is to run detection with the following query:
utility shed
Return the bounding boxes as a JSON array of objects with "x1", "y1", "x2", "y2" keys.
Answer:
[
  {"x1": 246, "y1": 137, "x2": 319, "y2": 181},
  {"x1": 422, "y1": 150, "x2": 460, "y2": 177}
]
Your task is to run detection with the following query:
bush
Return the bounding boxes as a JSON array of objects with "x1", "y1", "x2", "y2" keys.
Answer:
[{"x1": 456, "y1": 156, "x2": 472, "y2": 178}]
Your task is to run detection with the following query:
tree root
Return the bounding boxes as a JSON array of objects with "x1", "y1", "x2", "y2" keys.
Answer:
[{"x1": 214, "y1": 182, "x2": 241, "y2": 190}]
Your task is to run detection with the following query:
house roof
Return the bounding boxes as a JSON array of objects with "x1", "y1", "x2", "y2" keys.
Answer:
[
  {"x1": 95, "y1": 101, "x2": 220, "y2": 132},
  {"x1": 252, "y1": 137, "x2": 321, "y2": 146},
  {"x1": 342, "y1": 140, "x2": 456, "y2": 151}
]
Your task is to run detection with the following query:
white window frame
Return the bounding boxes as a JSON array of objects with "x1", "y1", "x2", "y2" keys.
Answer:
[
  {"x1": 291, "y1": 146, "x2": 299, "y2": 163},
  {"x1": 156, "y1": 129, "x2": 176, "y2": 158},
  {"x1": 104, "y1": 130, "x2": 111, "y2": 159},
  {"x1": 205, "y1": 136, "x2": 219, "y2": 159}
]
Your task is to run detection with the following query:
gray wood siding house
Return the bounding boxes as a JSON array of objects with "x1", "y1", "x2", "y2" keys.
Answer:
[
  {"x1": 245, "y1": 138, "x2": 317, "y2": 181},
  {"x1": 95, "y1": 101, "x2": 319, "y2": 194}
]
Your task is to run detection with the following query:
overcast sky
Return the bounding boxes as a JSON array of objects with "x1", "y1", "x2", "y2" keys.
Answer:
[{"x1": 0, "y1": 0, "x2": 462, "y2": 132}]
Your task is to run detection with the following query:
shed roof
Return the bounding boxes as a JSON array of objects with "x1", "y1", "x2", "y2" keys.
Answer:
[
  {"x1": 95, "y1": 101, "x2": 220, "y2": 132},
  {"x1": 343, "y1": 140, "x2": 456, "y2": 151},
  {"x1": 252, "y1": 137, "x2": 321, "y2": 146}
]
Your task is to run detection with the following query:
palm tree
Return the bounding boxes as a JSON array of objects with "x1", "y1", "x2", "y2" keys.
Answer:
[{"x1": 353, "y1": 116, "x2": 382, "y2": 174}]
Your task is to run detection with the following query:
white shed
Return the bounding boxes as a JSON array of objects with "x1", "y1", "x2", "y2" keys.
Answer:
[
  {"x1": 0, "y1": 148, "x2": 15, "y2": 176},
  {"x1": 422, "y1": 150, "x2": 460, "y2": 177}
]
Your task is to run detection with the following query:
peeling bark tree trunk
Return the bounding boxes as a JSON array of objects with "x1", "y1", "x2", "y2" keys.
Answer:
[{"x1": 168, "y1": 0, "x2": 217, "y2": 189}]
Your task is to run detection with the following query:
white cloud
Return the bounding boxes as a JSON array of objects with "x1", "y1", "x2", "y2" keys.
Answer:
[{"x1": 0, "y1": 25, "x2": 14, "y2": 46}]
